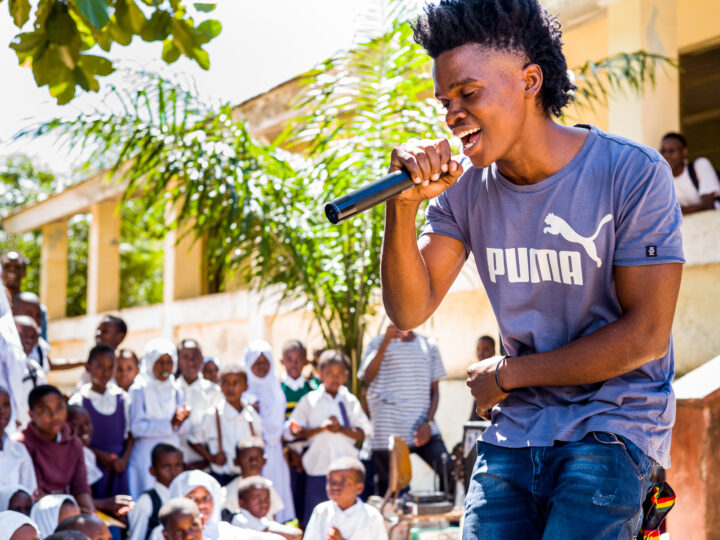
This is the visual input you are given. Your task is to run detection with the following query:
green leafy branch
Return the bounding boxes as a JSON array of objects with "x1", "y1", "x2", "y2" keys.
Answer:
[{"x1": 3, "y1": 0, "x2": 221, "y2": 104}]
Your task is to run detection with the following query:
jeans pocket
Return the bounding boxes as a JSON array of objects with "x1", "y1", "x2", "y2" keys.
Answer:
[{"x1": 591, "y1": 431, "x2": 652, "y2": 481}]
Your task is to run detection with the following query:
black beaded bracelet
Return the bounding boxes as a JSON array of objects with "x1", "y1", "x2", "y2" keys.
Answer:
[{"x1": 494, "y1": 355, "x2": 511, "y2": 393}]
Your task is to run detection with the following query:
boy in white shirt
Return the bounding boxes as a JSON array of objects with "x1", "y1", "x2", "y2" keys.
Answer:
[
  {"x1": 128, "y1": 443, "x2": 184, "y2": 540},
  {"x1": 286, "y1": 350, "x2": 371, "y2": 524},
  {"x1": 304, "y1": 458, "x2": 387, "y2": 540},
  {"x1": 175, "y1": 339, "x2": 223, "y2": 469},
  {"x1": 230, "y1": 476, "x2": 301, "y2": 539},
  {"x1": 188, "y1": 363, "x2": 262, "y2": 486}
]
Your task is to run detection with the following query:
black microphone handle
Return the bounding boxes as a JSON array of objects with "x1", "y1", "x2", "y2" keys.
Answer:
[{"x1": 324, "y1": 169, "x2": 416, "y2": 224}]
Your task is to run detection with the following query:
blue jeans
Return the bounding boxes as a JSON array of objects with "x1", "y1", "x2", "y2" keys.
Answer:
[{"x1": 463, "y1": 432, "x2": 654, "y2": 539}]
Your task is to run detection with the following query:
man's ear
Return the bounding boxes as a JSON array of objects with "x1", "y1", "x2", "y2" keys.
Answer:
[
  {"x1": 522, "y1": 63, "x2": 543, "y2": 99},
  {"x1": 233, "y1": 456, "x2": 240, "y2": 467},
  {"x1": 149, "y1": 465, "x2": 156, "y2": 477},
  {"x1": 28, "y1": 409, "x2": 35, "y2": 424}
]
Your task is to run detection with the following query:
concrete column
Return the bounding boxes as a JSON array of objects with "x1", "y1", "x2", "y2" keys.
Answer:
[
  {"x1": 607, "y1": 0, "x2": 680, "y2": 145},
  {"x1": 162, "y1": 212, "x2": 205, "y2": 304},
  {"x1": 40, "y1": 220, "x2": 68, "y2": 319},
  {"x1": 87, "y1": 200, "x2": 120, "y2": 314}
]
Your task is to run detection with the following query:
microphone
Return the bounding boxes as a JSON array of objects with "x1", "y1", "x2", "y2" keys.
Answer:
[{"x1": 324, "y1": 169, "x2": 416, "y2": 224}]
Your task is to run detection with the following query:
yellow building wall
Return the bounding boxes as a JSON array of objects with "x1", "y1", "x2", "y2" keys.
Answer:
[
  {"x1": 676, "y1": 0, "x2": 720, "y2": 52},
  {"x1": 562, "y1": 15, "x2": 610, "y2": 130}
]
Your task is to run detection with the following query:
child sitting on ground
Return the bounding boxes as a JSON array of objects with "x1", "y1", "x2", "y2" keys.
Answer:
[
  {"x1": 0, "y1": 386, "x2": 36, "y2": 491},
  {"x1": 221, "y1": 438, "x2": 283, "y2": 519},
  {"x1": 115, "y1": 349, "x2": 140, "y2": 393},
  {"x1": 303, "y1": 458, "x2": 387, "y2": 540},
  {"x1": 231, "y1": 477, "x2": 301, "y2": 540},
  {"x1": 66, "y1": 405, "x2": 133, "y2": 520},
  {"x1": 188, "y1": 363, "x2": 260, "y2": 486},
  {"x1": 127, "y1": 339, "x2": 190, "y2": 499},
  {"x1": 127, "y1": 443, "x2": 184, "y2": 540},
  {"x1": 69, "y1": 345, "x2": 133, "y2": 498},
  {"x1": 157, "y1": 499, "x2": 203, "y2": 540},
  {"x1": 287, "y1": 350, "x2": 370, "y2": 524},
  {"x1": 30, "y1": 495, "x2": 81, "y2": 539},
  {"x1": 0, "y1": 485, "x2": 33, "y2": 515},
  {"x1": 55, "y1": 513, "x2": 112, "y2": 540},
  {"x1": 18, "y1": 385, "x2": 94, "y2": 514}
]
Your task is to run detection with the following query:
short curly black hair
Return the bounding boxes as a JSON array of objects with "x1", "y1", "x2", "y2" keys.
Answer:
[{"x1": 412, "y1": 0, "x2": 575, "y2": 117}]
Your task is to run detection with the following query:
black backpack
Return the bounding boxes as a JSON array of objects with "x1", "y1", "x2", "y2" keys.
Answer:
[{"x1": 144, "y1": 488, "x2": 162, "y2": 540}]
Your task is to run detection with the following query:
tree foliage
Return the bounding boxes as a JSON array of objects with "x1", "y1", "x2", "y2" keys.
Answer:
[{"x1": 3, "y1": 0, "x2": 221, "y2": 104}]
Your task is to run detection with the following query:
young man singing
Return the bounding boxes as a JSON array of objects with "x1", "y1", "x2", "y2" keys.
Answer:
[{"x1": 381, "y1": 1, "x2": 683, "y2": 538}]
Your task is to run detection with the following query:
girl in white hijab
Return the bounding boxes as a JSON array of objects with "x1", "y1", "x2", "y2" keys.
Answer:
[
  {"x1": 242, "y1": 341, "x2": 294, "y2": 523},
  {"x1": 127, "y1": 339, "x2": 191, "y2": 499},
  {"x1": 0, "y1": 486, "x2": 32, "y2": 515},
  {"x1": 29, "y1": 495, "x2": 78, "y2": 538},
  {"x1": 0, "y1": 510, "x2": 40, "y2": 540},
  {"x1": 150, "y1": 471, "x2": 277, "y2": 540}
]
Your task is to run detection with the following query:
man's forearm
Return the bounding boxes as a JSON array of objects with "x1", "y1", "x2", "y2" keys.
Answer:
[
  {"x1": 381, "y1": 200, "x2": 434, "y2": 330},
  {"x1": 501, "y1": 302, "x2": 675, "y2": 390}
]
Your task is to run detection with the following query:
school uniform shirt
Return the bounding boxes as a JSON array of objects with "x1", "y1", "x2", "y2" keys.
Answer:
[
  {"x1": 83, "y1": 447, "x2": 104, "y2": 486},
  {"x1": 176, "y1": 375, "x2": 223, "y2": 464},
  {"x1": 0, "y1": 432, "x2": 37, "y2": 492},
  {"x1": 69, "y1": 383, "x2": 130, "y2": 435},
  {"x1": 287, "y1": 386, "x2": 371, "y2": 477},
  {"x1": 127, "y1": 481, "x2": 169, "y2": 540},
  {"x1": 18, "y1": 358, "x2": 46, "y2": 428},
  {"x1": 674, "y1": 157, "x2": 720, "y2": 206},
  {"x1": 230, "y1": 508, "x2": 271, "y2": 531},
  {"x1": 188, "y1": 400, "x2": 262, "y2": 476},
  {"x1": 303, "y1": 499, "x2": 387, "y2": 540}
]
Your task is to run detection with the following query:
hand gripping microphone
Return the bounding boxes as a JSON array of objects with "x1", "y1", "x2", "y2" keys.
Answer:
[{"x1": 324, "y1": 169, "x2": 416, "y2": 224}]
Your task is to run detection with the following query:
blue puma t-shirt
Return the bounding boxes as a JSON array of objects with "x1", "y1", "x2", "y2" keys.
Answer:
[{"x1": 422, "y1": 125, "x2": 684, "y2": 467}]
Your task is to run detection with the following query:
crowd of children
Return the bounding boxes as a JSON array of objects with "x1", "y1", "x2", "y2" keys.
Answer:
[{"x1": 0, "y1": 250, "x2": 388, "y2": 540}]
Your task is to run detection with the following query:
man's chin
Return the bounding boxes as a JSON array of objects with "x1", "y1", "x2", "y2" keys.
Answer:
[{"x1": 467, "y1": 151, "x2": 493, "y2": 169}]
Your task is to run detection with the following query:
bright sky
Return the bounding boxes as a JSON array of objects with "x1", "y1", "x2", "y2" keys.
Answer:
[{"x1": 0, "y1": 0, "x2": 421, "y2": 176}]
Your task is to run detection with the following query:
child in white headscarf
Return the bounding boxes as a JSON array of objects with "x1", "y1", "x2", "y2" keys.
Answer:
[
  {"x1": 0, "y1": 510, "x2": 40, "y2": 540},
  {"x1": 150, "y1": 471, "x2": 278, "y2": 540},
  {"x1": 242, "y1": 341, "x2": 294, "y2": 524},
  {"x1": 29, "y1": 495, "x2": 78, "y2": 538},
  {"x1": 127, "y1": 339, "x2": 191, "y2": 499},
  {"x1": 0, "y1": 486, "x2": 32, "y2": 515}
]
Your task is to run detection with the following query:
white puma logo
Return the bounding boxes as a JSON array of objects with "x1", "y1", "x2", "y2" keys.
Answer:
[{"x1": 543, "y1": 213, "x2": 613, "y2": 268}]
